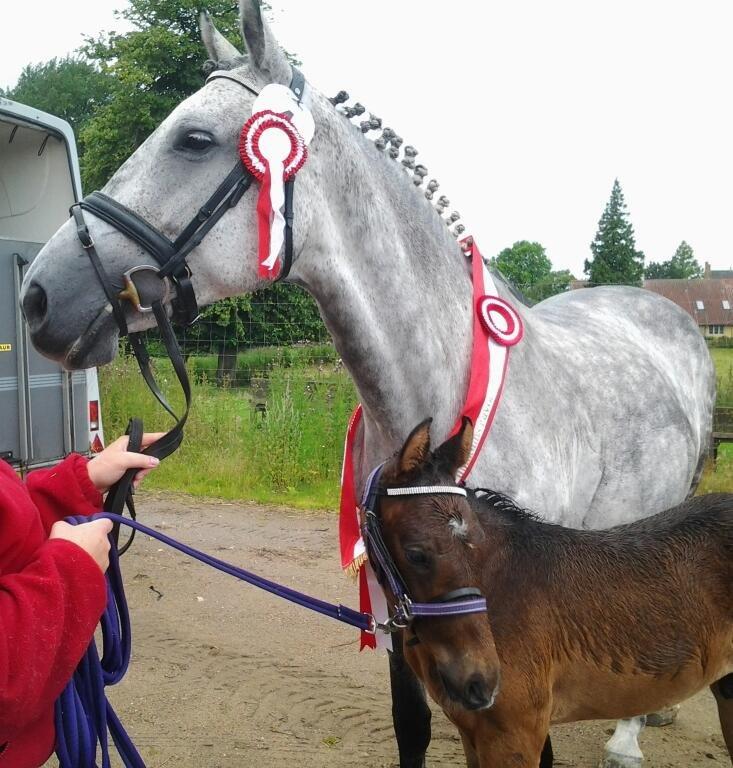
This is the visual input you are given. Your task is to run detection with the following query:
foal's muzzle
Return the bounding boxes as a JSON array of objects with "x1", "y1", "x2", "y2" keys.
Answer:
[{"x1": 439, "y1": 667, "x2": 499, "y2": 711}]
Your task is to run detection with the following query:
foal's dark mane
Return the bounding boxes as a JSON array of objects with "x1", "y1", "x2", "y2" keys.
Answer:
[
  {"x1": 471, "y1": 488, "x2": 541, "y2": 523},
  {"x1": 467, "y1": 485, "x2": 733, "y2": 559}
]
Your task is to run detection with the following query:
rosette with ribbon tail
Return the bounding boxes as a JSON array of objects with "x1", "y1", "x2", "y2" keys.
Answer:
[{"x1": 239, "y1": 110, "x2": 308, "y2": 279}]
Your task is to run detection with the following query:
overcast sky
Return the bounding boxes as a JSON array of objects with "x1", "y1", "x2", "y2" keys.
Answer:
[{"x1": 2, "y1": 1, "x2": 732, "y2": 277}]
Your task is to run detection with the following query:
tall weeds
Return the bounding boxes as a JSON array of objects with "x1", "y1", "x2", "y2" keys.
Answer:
[{"x1": 99, "y1": 351, "x2": 356, "y2": 509}]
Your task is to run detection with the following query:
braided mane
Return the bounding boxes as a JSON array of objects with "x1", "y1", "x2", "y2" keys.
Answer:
[{"x1": 328, "y1": 89, "x2": 467, "y2": 244}]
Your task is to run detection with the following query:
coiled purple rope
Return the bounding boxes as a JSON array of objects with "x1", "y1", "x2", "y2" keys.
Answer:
[{"x1": 54, "y1": 512, "x2": 372, "y2": 768}]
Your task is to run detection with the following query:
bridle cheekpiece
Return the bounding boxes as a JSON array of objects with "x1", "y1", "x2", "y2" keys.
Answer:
[{"x1": 67, "y1": 66, "x2": 310, "y2": 467}]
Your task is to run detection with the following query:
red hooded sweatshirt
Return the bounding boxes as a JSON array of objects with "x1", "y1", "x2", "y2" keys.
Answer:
[{"x1": 0, "y1": 454, "x2": 106, "y2": 768}]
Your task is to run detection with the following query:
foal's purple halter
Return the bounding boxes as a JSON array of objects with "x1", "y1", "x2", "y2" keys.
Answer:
[{"x1": 361, "y1": 464, "x2": 488, "y2": 632}]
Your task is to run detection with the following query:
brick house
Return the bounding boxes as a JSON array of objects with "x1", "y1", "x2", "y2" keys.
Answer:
[
  {"x1": 643, "y1": 276, "x2": 733, "y2": 339},
  {"x1": 572, "y1": 262, "x2": 733, "y2": 338}
]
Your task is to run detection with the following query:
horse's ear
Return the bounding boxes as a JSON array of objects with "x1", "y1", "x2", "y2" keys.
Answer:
[
  {"x1": 395, "y1": 418, "x2": 433, "y2": 477},
  {"x1": 433, "y1": 417, "x2": 474, "y2": 477},
  {"x1": 200, "y1": 11, "x2": 242, "y2": 69},
  {"x1": 239, "y1": 0, "x2": 291, "y2": 84}
]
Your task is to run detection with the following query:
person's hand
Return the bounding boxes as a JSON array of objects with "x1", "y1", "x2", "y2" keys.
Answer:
[
  {"x1": 87, "y1": 433, "x2": 166, "y2": 494},
  {"x1": 49, "y1": 518, "x2": 115, "y2": 573}
]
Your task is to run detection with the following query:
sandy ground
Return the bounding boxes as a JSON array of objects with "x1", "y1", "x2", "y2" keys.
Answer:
[{"x1": 55, "y1": 493, "x2": 730, "y2": 767}]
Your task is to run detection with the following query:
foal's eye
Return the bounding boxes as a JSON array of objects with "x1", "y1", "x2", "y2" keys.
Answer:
[
  {"x1": 404, "y1": 547, "x2": 430, "y2": 568},
  {"x1": 178, "y1": 131, "x2": 215, "y2": 152}
]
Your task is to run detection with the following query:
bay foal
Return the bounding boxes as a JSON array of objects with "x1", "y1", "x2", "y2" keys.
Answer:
[{"x1": 371, "y1": 419, "x2": 733, "y2": 767}]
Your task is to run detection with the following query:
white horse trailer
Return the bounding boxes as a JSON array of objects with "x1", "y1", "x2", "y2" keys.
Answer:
[{"x1": 0, "y1": 97, "x2": 103, "y2": 472}]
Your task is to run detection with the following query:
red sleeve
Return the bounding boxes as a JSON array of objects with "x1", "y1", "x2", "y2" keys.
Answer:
[
  {"x1": 26, "y1": 454, "x2": 104, "y2": 532},
  {"x1": 0, "y1": 538, "x2": 106, "y2": 739}
]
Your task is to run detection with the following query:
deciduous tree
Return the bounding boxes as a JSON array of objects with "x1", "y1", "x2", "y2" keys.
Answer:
[
  {"x1": 492, "y1": 241, "x2": 572, "y2": 302},
  {"x1": 4, "y1": 57, "x2": 112, "y2": 141},
  {"x1": 79, "y1": 0, "x2": 243, "y2": 190}
]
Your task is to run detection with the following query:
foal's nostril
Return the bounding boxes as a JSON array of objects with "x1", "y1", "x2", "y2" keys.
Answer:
[
  {"x1": 439, "y1": 668, "x2": 495, "y2": 710},
  {"x1": 22, "y1": 282, "x2": 49, "y2": 330},
  {"x1": 464, "y1": 674, "x2": 493, "y2": 710}
]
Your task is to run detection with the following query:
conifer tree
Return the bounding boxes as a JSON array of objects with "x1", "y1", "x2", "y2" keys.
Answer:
[{"x1": 584, "y1": 180, "x2": 645, "y2": 286}]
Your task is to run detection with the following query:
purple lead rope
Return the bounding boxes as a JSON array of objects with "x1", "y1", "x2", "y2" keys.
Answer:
[{"x1": 55, "y1": 512, "x2": 373, "y2": 768}]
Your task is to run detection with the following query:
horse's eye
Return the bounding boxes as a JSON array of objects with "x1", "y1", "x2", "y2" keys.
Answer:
[
  {"x1": 179, "y1": 131, "x2": 215, "y2": 152},
  {"x1": 404, "y1": 547, "x2": 430, "y2": 568}
]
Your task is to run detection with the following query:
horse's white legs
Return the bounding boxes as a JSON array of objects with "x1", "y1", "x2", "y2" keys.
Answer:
[{"x1": 600, "y1": 716, "x2": 646, "y2": 768}]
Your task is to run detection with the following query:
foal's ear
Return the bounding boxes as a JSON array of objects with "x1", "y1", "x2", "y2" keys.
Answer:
[
  {"x1": 396, "y1": 418, "x2": 433, "y2": 476},
  {"x1": 239, "y1": 0, "x2": 291, "y2": 84},
  {"x1": 433, "y1": 417, "x2": 474, "y2": 476}
]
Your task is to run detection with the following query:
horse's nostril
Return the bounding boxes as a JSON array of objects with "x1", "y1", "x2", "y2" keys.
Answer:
[{"x1": 22, "y1": 282, "x2": 48, "y2": 330}]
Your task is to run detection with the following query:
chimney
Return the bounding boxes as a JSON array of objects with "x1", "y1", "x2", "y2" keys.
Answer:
[{"x1": 705, "y1": 261, "x2": 711, "y2": 279}]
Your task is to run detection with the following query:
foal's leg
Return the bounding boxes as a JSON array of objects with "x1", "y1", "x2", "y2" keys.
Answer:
[
  {"x1": 711, "y1": 674, "x2": 733, "y2": 762},
  {"x1": 601, "y1": 717, "x2": 646, "y2": 768},
  {"x1": 389, "y1": 632, "x2": 432, "y2": 768},
  {"x1": 459, "y1": 732, "x2": 480, "y2": 768},
  {"x1": 472, "y1": 717, "x2": 548, "y2": 767},
  {"x1": 539, "y1": 734, "x2": 554, "y2": 768},
  {"x1": 645, "y1": 704, "x2": 680, "y2": 727}
]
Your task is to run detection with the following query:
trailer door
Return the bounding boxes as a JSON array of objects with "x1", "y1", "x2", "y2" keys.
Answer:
[
  {"x1": 0, "y1": 241, "x2": 84, "y2": 465},
  {"x1": 0, "y1": 103, "x2": 93, "y2": 470},
  {"x1": 0, "y1": 247, "x2": 23, "y2": 464}
]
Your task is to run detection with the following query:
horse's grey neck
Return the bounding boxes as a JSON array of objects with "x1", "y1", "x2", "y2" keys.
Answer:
[{"x1": 290, "y1": 105, "x2": 492, "y2": 475}]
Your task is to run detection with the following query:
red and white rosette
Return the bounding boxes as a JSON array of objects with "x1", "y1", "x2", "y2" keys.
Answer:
[
  {"x1": 238, "y1": 110, "x2": 307, "y2": 279},
  {"x1": 477, "y1": 295, "x2": 524, "y2": 346}
]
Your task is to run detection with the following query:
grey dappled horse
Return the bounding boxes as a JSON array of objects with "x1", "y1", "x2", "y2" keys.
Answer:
[{"x1": 20, "y1": 2, "x2": 715, "y2": 766}]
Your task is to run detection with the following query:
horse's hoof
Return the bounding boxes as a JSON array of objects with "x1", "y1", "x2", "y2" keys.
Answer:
[
  {"x1": 644, "y1": 704, "x2": 680, "y2": 727},
  {"x1": 599, "y1": 753, "x2": 643, "y2": 768}
]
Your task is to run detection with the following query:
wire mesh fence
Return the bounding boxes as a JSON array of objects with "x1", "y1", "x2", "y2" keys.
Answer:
[
  {"x1": 99, "y1": 281, "x2": 733, "y2": 505},
  {"x1": 100, "y1": 286, "x2": 357, "y2": 508}
]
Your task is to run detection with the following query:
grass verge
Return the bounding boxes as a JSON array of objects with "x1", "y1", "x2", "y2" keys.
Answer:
[{"x1": 99, "y1": 352, "x2": 356, "y2": 510}]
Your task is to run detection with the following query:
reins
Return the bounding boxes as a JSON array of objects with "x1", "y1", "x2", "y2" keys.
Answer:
[
  {"x1": 55, "y1": 462, "x2": 487, "y2": 767},
  {"x1": 68, "y1": 67, "x2": 306, "y2": 531},
  {"x1": 59, "y1": 62, "x2": 490, "y2": 765},
  {"x1": 68, "y1": 67, "x2": 307, "y2": 551}
]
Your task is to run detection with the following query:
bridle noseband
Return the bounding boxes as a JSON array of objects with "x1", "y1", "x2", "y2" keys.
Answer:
[{"x1": 361, "y1": 464, "x2": 487, "y2": 634}]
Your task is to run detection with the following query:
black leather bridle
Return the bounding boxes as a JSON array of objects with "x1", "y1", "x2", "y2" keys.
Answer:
[
  {"x1": 71, "y1": 65, "x2": 305, "y2": 330},
  {"x1": 69, "y1": 66, "x2": 306, "y2": 544}
]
